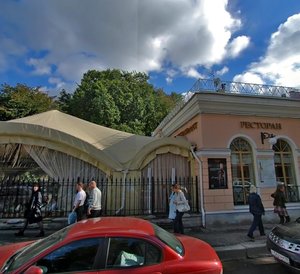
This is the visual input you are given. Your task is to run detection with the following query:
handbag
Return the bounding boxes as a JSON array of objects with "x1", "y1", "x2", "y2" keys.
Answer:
[
  {"x1": 177, "y1": 202, "x2": 190, "y2": 212},
  {"x1": 68, "y1": 211, "x2": 77, "y2": 225}
]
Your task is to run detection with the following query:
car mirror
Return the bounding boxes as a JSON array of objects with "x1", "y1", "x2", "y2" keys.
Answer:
[{"x1": 24, "y1": 265, "x2": 45, "y2": 274}]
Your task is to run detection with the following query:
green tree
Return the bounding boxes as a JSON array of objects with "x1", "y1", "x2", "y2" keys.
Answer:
[
  {"x1": 0, "y1": 84, "x2": 56, "y2": 121},
  {"x1": 58, "y1": 69, "x2": 182, "y2": 136}
]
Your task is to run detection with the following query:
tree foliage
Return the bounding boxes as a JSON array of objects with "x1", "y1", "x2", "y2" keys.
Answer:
[
  {"x1": 58, "y1": 69, "x2": 182, "y2": 136},
  {"x1": 0, "y1": 84, "x2": 56, "y2": 121}
]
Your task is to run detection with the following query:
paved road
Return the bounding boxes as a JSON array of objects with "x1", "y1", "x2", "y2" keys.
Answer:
[{"x1": 223, "y1": 256, "x2": 294, "y2": 274}]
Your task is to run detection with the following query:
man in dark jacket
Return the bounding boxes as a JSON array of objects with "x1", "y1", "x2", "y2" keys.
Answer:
[{"x1": 247, "y1": 185, "x2": 265, "y2": 240}]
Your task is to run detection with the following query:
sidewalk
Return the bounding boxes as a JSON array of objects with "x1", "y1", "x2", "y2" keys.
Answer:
[
  {"x1": 186, "y1": 224, "x2": 272, "y2": 261},
  {"x1": 0, "y1": 217, "x2": 273, "y2": 261}
]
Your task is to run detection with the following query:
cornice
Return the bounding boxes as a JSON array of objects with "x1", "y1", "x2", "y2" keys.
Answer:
[{"x1": 158, "y1": 92, "x2": 300, "y2": 136}]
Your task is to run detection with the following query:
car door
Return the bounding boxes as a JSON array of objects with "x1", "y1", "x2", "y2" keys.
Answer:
[{"x1": 100, "y1": 237, "x2": 163, "y2": 274}]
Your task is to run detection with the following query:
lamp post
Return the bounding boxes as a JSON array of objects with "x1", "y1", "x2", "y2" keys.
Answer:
[{"x1": 260, "y1": 132, "x2": 277, "y2": 144}]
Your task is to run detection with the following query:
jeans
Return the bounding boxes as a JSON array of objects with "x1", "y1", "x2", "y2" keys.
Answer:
[
  {"x1": 174, "y1": 210, "x2": 185, "y2": 234},
  {"x1": 248, "y1": 214, "x2": 264, "y2": 237},
  {"x1": 75, "y1": 206, "x2": 85, "y2": 221}
]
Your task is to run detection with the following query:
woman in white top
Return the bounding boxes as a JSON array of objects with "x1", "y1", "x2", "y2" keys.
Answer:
[{"x1": 173, "y1": 184, "x2": 189, "y2": 234}]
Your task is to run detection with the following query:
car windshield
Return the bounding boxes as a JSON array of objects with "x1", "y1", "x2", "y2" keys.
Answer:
[
  {"x1": 5, "y1": 225, "x2": 71, "y2": 272},
  {"x1": 152, "y1": 223, "x2": 184, "y2": 256}
]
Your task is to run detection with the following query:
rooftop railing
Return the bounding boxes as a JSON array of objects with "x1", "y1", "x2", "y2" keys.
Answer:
[
  {"x1": 189, "y1": 78, "x2": 300, "y2": 98},
  {"x1": 153, "y1": 78, "x2": 300, "y2": 135}
]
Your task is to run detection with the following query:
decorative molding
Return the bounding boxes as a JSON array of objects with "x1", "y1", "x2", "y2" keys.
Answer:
[{"x1": 157, "y1": 92, "x2": 300, "y2": 136}]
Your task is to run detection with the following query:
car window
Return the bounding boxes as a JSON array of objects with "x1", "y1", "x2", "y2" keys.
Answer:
[
  {"x1": 36, "y1": 238, "x2": 103, "y2": 273},
  {"x1": 152, "y1": 223, "x2": 184, "y2": 256},
  {"x1": 5, "y1": 226, "x2": 71, "y2": 272},
  {"x1": 106, "y1": 237, "x2": 161, "y2": 269}
]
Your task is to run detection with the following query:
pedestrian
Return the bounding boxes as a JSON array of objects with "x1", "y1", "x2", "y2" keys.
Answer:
[
  {"x1": 15, "y1": 183, "x2": 45, "y2": 237},
  {"x1": 173, "y1": 183, "x2": 190, "y2": 234},
  {"x1": 168, "y1": 184, "x2": 176, "y2": 221},
  {"x1": 247, "y1": 185, "x2": 265, "y2": 240},
  {"x1": 271, "y1": 182, "x2": 290, "y2": 224},
  {"x1": 83, "y1": 182, "x2": 90, "y2": 218},
  {"x1": 72, "y1": 182, "x2": 86, "y2": 222},
  {"x1": 87, "y1": 180, "x2": 102, "y2": 218}
]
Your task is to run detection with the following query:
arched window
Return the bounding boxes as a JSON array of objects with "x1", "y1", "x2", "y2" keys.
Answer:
[
  {"x1": 273, "y1": 139, "x2": 299, "y2": 202},
  {"x1": 230, "y1": 138, "x2": 255, "y2": 205}
]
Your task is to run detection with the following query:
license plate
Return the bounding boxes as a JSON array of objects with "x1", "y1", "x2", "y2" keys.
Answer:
[{"x1": 271, "y1": 249, "x2": 290, "y2": 265}]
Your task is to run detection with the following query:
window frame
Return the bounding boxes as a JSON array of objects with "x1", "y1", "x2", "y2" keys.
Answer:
[
  {"x1": 105, "y1": 236, "x2": 163, "y2": 269},
  {"x1": 230, "y1": 138, "x2": 255, "y2": 205}
]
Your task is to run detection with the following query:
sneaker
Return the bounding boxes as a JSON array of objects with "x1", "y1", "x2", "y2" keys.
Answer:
[
  {"x1": 15, "y1": 231, "x2": 24, "y2": 236},
  {"x1": 247, "y1": 234, "x2": 255, "y2": 241}
]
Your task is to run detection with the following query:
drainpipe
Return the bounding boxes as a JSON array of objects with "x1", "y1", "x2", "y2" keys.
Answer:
[
  {"x1": 190, "y1": 147, "x2": 206, "y2": 227},
  {"x1": 115, "y1": 169, "x2": 128, "y2": 215}
]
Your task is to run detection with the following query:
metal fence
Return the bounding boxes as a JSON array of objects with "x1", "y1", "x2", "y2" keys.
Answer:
[
  {"x1": 233, "y1": 183, "x2": 300, "y2": 206},
  {"x1": 0, "y1": 176, "x2": 199, "y2": 219}
]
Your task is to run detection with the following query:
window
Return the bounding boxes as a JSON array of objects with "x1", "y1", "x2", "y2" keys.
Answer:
[
  {"x1": 273, "y1": 139, "x2": 299, "y2": 202},
  {"x1": 106, "y1": 237, "x2": 161, "y2": 269},
  {"x1": 36, "y1": 238, "x2": 102, "y2": 273},
  {"x1": 230, "y1": 138, "x2": 255, "y2": 205}
]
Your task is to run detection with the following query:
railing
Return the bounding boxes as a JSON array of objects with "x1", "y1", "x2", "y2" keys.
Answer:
[
  {"x1": 154, "y1": 78, "x2": 300, "y2": 135},
  {"x1": 189, "y1": 78, "x2": 300, "y2": 97},
  {"x1": 233, "y1": 182, "x2": 300, "y2": 205},
  {"x1": 0, "y1": 176, "x2": 199, "y2": 218}
]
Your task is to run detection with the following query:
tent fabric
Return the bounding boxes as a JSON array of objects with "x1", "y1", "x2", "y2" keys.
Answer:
[{"x1": 0, "y1": 110, "x2": 191, "y2": 173}]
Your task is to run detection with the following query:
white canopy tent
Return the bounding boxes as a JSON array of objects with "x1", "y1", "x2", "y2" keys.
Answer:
[{"x1": 0, "y1": 110, "x2": 192, "y2": 180}]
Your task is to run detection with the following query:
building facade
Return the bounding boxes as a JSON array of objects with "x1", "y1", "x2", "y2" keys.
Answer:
[{"x1": 153, "y1": 79, "x2": 300, "y2": 226}]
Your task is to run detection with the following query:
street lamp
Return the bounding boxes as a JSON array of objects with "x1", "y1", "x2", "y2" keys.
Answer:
[{"x1": 261, "y1": 132, "x2": 277, "y2": 144}]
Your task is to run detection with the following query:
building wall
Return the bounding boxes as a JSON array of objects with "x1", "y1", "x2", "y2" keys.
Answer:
[{"x1": 171, "y1": 112, "x2": 300, "y2": 225}]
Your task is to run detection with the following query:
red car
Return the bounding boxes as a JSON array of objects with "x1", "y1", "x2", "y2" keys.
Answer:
[{"x1": 0, "y1": 217, "x2": 222, "y2": 274}]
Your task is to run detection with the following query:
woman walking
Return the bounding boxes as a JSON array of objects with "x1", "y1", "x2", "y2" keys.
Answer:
[
  {"x1": 173, "y1": 184, "x2": 189, "y2": 234},
  {"x1": 271, "y1": 182, "x2": 290, "y2": 224},
  {"x1": 15, "y1": 183, "x2": 45, "y2": 237}
]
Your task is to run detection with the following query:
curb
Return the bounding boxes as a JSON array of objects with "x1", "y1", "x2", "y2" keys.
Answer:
[{"x1": 215, "y1": 241, "x2": 269, "y2": 261}]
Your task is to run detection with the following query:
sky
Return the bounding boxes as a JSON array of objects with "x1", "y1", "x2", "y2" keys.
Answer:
[{"x1": 1, "y1": 0, "x2": 300, "y2": 96}]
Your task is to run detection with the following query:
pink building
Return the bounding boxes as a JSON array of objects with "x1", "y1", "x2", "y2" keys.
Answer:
[{"x1": 153, "y1": 79, "x2": 300, "y2": 226}]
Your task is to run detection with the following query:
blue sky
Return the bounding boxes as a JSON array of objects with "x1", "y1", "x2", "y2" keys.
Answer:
[{"x1": 0, "y1": 0, "x2": 300, "y2": 96}]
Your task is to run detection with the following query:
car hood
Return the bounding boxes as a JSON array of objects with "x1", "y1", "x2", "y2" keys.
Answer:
[
  {"x1": 0, "y1": 241, "x2": 33, "y2": 269},
  {"x1": 272, "y1": 222, "x2": 300, "y2": 243}
]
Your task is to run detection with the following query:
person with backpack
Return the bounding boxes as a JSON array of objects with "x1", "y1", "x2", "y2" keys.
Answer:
[{"x1": 15, "y1": 183, "x2": 45, "y2": 237}]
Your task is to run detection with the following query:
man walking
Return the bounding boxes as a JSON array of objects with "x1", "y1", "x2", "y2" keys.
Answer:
[
  {"x1": 73, "y1": 182, "x2": 87, "y2": 222},
  {"x1": 87, "y1": 180, "x2": 102, "y2": 218},
  {"x1": 247, "y1": 185, "x2": 265, "y2": 240}
]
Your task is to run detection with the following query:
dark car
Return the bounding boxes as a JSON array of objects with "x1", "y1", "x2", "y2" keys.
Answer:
[{"x1": 267, "y1": 217, "x2": 300, "y2": 272}]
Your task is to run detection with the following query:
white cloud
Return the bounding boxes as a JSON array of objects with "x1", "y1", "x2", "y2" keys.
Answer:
[
  {"x1": 184, "y1": 67, "x2": 203, "y2": 79},
  {"x1": 216, "y1": 66, "x2": 229, "y2": 76},
  {"x1": 233, "y1": 13, "x2": 300, "y2": 88},
  {"x1": 27, "y1": 58, "x2": 51, "y2": 75},
  {"x1": 227, "y1": 36, "x2": 250, "y2": 58},
  {"x1": 233, "y1": 72, "x2": 264, "y2": 84},
  {"x1": 0, "y1": 0, "x2": 249, "y2": 91}
]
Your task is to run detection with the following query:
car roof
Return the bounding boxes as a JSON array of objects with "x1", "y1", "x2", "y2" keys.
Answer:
[{"x1": 66, "y1": 217, "x2": 156, "y2": 239}]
